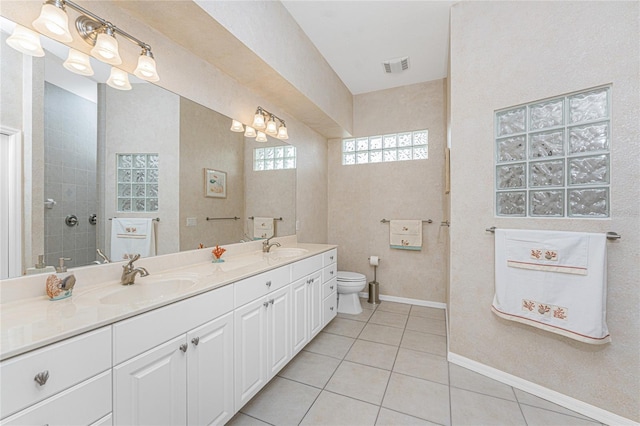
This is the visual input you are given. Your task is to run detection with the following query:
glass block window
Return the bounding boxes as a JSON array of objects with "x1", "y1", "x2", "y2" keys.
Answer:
[
  {"x1": 342, "y1": 130, "x2": 428, "y2": 165},
  {"x1": 117, "y1": 153, "x2": 159, "y2": 212},
  {"x1": 254, "y1": 145, "x2": 296, "y2": 171},
  {"x1": 495, "y1": 86, "x2": 611, "y2": 218}
]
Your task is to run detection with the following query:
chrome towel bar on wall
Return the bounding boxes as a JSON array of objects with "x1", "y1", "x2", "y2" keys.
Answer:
[
  {"x1": 485, "y1": 226, "x2": 621, "y2": 241},
  {"x1": 380, "y1": 218, "x2": 433, "y2": 224}
]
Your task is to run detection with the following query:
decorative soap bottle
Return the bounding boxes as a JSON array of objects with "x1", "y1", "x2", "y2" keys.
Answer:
[
  {"x1": 212, "y1": 245, "x2": 226, "y2": 263},
  {"x1": 46, "y1": 257, "x2": 76, "y2": 301}
]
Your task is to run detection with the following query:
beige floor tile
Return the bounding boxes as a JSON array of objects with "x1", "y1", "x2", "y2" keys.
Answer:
[
  {"x1": 301, "y1": 390, "x2": 379, "y2": 426},
  {"x1": 326, "y1": 361, "x2": 391, "y2": 405},
  {"x1": 405, "y1": 316, "x2": 446, "y2": 336},
  {"x1": 450, "y1": 387, "x2": 526, "y2": 426},
  {"x1": 304, "y1": 332, "x2": 355, "y2": 359},
  {"x1": 345, "y1": 339, "x2": 399, "y2": 370},
  {"x1": 449, "y1": 364, "x2": 516, "y2": 401},
  {"x1": 400, "y1": 330, "x2": 447, "y2": 356},
  {"x1": 324, "y1": 317, "x2": 367, "y2": 338},
  {"x1": 520, "y1": 404, "x2": 601, "y2": 425},
  {"x1": 278, "y1": 350, "x2": 341, "y2": 388},
  {"x1": 360, "y1": 323, "x2": 404, "y2": 346},
  {"x1": 226, "y1": 413, "x2": 272, "y2": 426},
  {"x1": 410, "y1": 305, "x2": 446, "y2": 320},
  {"x1": 338, "y1": 308, "x2": 374, "y2": 322},
  {"x1": 377, "y1": 301, "x2": 412, "y2": 315},
  {"x1": 513, "y1": 389, "x2": 595, "y2": 421},
  {"x1": 369, "y1": 310, "x2": 409, "y2": 329},
  {"x1": 375, "y1": 408, "x2": 440, "y2": 426},
  {"x1": 393, "y1": 348, "x2": 449, "y2": 384},
  {"x1": 382, "y1": 373, "x2": 450, "y2": 425},
  {"x1": 240, "y1": 377, "x2": 320, "y2": 425}
]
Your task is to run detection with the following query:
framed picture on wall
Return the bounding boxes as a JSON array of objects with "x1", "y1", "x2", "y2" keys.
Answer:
[{"x1": 204, "y1": 168, "x2": 227, "y2": 198}]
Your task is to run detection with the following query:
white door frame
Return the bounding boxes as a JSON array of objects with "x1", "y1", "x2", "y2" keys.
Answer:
[{"x1": 0, "y1": 126, "x2": 23, "y2": 279}]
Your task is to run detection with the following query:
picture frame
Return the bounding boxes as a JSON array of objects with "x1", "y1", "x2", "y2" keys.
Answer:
[{"x1": 204, "y1": 168, "x2": 227, "y2": 198}]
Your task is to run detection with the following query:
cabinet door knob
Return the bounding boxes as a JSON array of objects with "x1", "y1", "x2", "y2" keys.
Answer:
[
  {"x1": 34, "y1": 370, "x2": 49, "y2": 386},
  {"x1": 330, "y1": 285, "x2": 334, "y2": 290},
  {"x1": 180, "y1": 343, "x2": 188, "y2": 353},
  {"x1": 263, "y1": 301, "x2": 270, "y2": 308},
  {"x1": 330, "y1": 306, "x2": 334, "y2": 311},
  {"x1": 330, "y1": 256, "x2": 334, "y2": 260},
  {"x1": 191, "y1": 337, "x2": 200, "y2": 346},
  {"x1": 330, "y1": 270, "x2": 334, "y2": 275},
  {"x1": 266, "y1": 280, "x2": 272, "y2": 287},
  {"x1": 269, "y1": 299, "x2": 274, "y2": 305}
]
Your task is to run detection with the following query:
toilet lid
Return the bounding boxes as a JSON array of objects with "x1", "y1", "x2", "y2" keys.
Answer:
[{"x1": 337, "y1": 271, "x2": 366, "y2": 282}]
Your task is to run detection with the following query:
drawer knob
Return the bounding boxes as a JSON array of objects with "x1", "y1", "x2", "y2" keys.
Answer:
[
  {"x1": 330, "y1": 270, "x2": 334, "y2": 275},
  {"x1": 330, "y1": 306, "x2": 334, "y2": 311},
  {"x1": 270, "y1": 299, "x2": 274, "y2": 305},
  {"x1": 180, "y1": 343, "x2": 188, "y2": 353},
  {"x1": 34, "y1": 370, "x2": 49, "y2": 386},
  {"x1": 266, "y1": 280, "x2": 272, "y2": 287},
  {"x1": 330, "y1": 256, "x2": 334, "y2": 260},
  {"x1": 330, "y1": 285, "x2": 334, "y2": 290},
  {"x1": 263, "y1": 301, "x2": 270, "y2": 308},
  {"x1": 191, "y1": 337, "x2": 200, "y2": 346}
]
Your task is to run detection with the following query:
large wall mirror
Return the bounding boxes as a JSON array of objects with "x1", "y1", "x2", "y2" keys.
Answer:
[{"x1": 0, "y1": 17, "x2": 296, "y2": 279}]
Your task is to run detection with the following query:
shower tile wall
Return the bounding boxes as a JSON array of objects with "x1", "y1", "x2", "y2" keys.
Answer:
[{"x1": 44, "y1": 83, "x2": 97, "y2": 268}]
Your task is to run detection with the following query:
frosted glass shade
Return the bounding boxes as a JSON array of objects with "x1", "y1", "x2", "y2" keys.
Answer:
[
  {"x1": 277, "y1": 125, "x2": 289, "y2": 140},
  {"x1": 63, "y1": 49, "x2": 94, "y2": 76},
  {"x1": 255, "y1": 131, "x2": 268, "y2": 142},
  {"x1": 244, "y1": 126, "x2": 257, "y2": 138},
  {"x1": 107, "y1": 67, "x2": 132, "y2": 90},
  {"x1": 6, "y1": 25, "x2": 44, "y2": 57},
  {"x1": 252, "y1": 113, "x2": 266, "y2": 130},
  {"x1": 265, "y1": 118, "x2": 278, "y2": 136},
  {"x1": 91, "y1": 32, "x2": 122, "y2": 65},
  {"x1": 32, "y1": 3, "x2": 72, "y2": 43},
  {"x1": 133, "y1": 54, "x2": 159, "y2": 82},
  {"x1": 230, "y1": 120, "x2": 244, "y2": 132}
]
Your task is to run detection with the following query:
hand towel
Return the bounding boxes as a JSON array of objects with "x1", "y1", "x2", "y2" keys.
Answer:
[
  {"x1": 492, "y1": 229, "x2": 610, "y2": 344},
  {"x1": 110, "y1": 218, "x2": 157, "y2": 261},
  {"x1": 253, "y1": 217, "x2": 274, "y2": 240},
  {"x1": 390, "y1": 220, "x2": 422, "y2": 250}
]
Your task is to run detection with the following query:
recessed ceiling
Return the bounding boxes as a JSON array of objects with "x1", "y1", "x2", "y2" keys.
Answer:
[{"x1": 282, "y1": 1, "x2": 455, "y2": 95}]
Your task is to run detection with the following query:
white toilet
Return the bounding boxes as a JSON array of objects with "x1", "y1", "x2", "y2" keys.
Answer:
[{"x1": 337, "y1": 271, "x2": 367, "y2": 314}]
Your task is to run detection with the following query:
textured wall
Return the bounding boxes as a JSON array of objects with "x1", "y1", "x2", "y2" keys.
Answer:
[
  {"x1": 449, "y1": 1, "x2": 639, "y2": 421},
  {"x1": 328, "y1": 81, "x2": 447, "y2": 302}
]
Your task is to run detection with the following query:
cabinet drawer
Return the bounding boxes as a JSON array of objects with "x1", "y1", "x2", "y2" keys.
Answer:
[
  {"x1": 1, "y1": 370, "x2": 111, "y2": 425},
  {"x1": 291, "y1": 254, "x2": 323, "y2": 282},
  {"x1": 323, "y1": 249, "x2": 337, "y2": 266},
  {"x1": 323, "y1": 293, "x2": 337, "y2": 326},
  {"x1": 322, "y1": 277, "x2": 337, "y2": 299},
  {"x1": 235, "y1": 265, "x2": 290, "y2": 308},
  {"x1": 113, "y1": 284, "x2": 233, "y2": 365},
  {"x1": 0, "y1": 327, "x2": 111, "y2": 419},
  {"x1": 322, "y1": 264, "x2": 337, "y2": 283}
]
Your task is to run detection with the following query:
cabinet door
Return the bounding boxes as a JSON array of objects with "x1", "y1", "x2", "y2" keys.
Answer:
[
  {"x1": 234, "y1": 297, "x2": 268, "y2": 409},
  {"x1": 267, "y1": 286, "x2": 291, "y2": 378},
  {"x1": 308, "y1": 271, "x2": 323, "y2": 338},
  {"x1": 114, "y1": 335, "x2": 187, "y2": 426},
  {"x1": 187, "y1": 312, "x2": 234, "y2": 426},
  {"x1": 290, "y1": 277, "x2": 309, "y2": 354}
]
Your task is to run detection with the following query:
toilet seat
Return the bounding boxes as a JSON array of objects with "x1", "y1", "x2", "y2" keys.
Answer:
[{"x1": 337, "y1": 271, "x2": 366, "y2": 282}]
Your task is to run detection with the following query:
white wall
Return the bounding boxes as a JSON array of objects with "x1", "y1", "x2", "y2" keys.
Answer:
[{"x1": 449, "y1": 1, "x2": 639, "y2": 421}]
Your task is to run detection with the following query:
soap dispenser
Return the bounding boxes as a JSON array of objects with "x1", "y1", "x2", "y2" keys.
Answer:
[{"x1": 45, "y1": 257, "x2": 76, "y2": 300}]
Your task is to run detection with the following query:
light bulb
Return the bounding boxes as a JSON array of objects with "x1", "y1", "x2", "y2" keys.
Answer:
[
  {"x1": 6, "y1": 25, "x2": 44, "y2": 57},
  {"x1": 63, "y1": 49, "x2": 94, "y2": 76},
  {"x1": 244, "y1": 126, "x2": 257, "y2": 138},
  {"x1": 252, "y1": 112, "x2": 266, "y2": 129},
  {"x1": 277, "y1": 125, "x2": 289, "y2": 140},
  {"x1": 230, "y1": 120, "x2": 244, "y2": 132},
  {"x1": 106, "y1": 67, "x2": 132, "y2": 90},
  {"x1": 32, "y1": 2, "x2": 72, "y2": 43},
  {"x1": 265, "y1": 116, "x2": 278, "y2": 136},
  {"x1": 256, "y1": 131, "x2": 268, "y2": 142},
  {"x1": 91, "y1": 28, "x2": 122, "y2": 65},
  {"x1": 133, "y1": 50, "x2": 159, "y2": 82}
]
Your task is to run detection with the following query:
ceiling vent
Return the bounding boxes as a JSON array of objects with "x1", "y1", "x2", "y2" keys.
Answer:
[{"x1": 382, "y1": 56, "x2": 410, "y2": 74}]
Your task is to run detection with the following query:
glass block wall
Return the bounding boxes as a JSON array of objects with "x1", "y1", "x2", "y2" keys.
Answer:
[
  {"x1": 116, "y1": 153, "x2": 159, "y2": 212},
  {"x1": 342, "y1": 130, "x2": 428, "y2": 165},
  {"x1": 495, "y1": 86, "x2": 611, "y2": 217},
  {"x1": 254, "y1": 145, "x2": 297, "y2": 171}
]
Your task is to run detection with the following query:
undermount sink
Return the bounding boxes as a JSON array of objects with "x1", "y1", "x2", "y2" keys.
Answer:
[
  {"x1": 99, "y1": 278, "x2": 198, "y2": 305},
  {"x1": 268, "y1": 248, "x2": 309, "y2": 258}
]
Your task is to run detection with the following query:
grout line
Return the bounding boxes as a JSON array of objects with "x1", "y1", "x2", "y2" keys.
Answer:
[{"x1": 513, "y1": 386, "x2": 530, "y2": 426}]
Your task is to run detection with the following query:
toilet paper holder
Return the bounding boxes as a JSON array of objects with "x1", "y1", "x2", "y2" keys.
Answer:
[{"x1": 367, "y1": 256, "x2": 381, "y2": 305}]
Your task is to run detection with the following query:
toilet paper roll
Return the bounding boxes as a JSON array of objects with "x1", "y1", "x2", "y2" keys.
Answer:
[{"x1": 369, "y1": 256, "x2": 379, "y2": 266}]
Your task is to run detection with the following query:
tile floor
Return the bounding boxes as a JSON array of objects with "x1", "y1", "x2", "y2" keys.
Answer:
[{"x1": 228, "y1": 299, "x2": 602, "y2": 426}]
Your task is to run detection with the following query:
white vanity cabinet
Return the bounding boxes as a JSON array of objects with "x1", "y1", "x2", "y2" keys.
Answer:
[
  {"x1": 291, "y1": 254, "x2": 325, "y2": 356},
  {"x1": 322, "y1": 249, "x2": 338, "y2": 327}
]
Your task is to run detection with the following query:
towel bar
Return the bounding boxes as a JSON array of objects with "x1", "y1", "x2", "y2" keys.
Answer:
[
  {"x1": 206, "y1": 216, "x2": 240, "y2": 221},
  {"x1": 485, "y1": 227, "x2": 621, "y2": 241},
  {"x1": 380, "y1": 218, "x2": 432, "y2": 224},
  {"x1": 248, "y1": 217, "x2": 283, "y2": 221},
  {"x1": 109, "y1": 217, "x2": 160, "y2": 222}
]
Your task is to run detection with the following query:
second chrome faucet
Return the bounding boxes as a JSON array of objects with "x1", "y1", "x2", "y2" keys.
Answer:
[
  {"x1": 262, "y1": 236, "x2": 281, "y2": 253},
  {"x1": 121, "y1": 254, "x2": 149, "y2": 285}
]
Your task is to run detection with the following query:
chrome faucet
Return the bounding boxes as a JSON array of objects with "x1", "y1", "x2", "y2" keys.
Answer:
[
  {"x1": 262, "y1": 236, "x2": 281, "y2": 253},
  {"x1": 121, "y1": 254, "x2": 149, "y2": 285}
]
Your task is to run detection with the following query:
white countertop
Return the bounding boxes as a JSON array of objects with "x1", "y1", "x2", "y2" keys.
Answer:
[{"x1": 0, "y1": 241, "x2": 337, "y2": 361}]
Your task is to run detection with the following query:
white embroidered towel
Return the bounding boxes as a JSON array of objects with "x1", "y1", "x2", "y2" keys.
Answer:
[
  {"x1": 110, "y1": 218, "x2": 157, "y2": 261},
  {"x1": 492, "y1": 229, "x2": 610, "y2": 344},
  {"x1": 253, "y1": 217, "x2": 274, "y2": 239},
  {"x1": 390, "y1": 220, "x2": 422, "y2": 251}
]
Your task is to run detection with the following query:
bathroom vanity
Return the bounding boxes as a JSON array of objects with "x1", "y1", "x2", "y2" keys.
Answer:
[{"x1": 0, "y1": 239, "x2": 337, "y2": 425}]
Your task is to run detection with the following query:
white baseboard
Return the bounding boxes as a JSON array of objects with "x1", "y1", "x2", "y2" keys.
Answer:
[
  {"x1": 448, "y1": 352, "x2": 638, "y2": 426},
  {"x1": 358, "y1": 292, "x2": 447, "y2": 310}
]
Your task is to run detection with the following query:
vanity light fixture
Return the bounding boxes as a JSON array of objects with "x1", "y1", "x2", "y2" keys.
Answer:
[
  {"x1": 265, "y1": 115, "x2": 278, "y2": 136},
  {"x1": 63, "y1": 48, "x2": 93, "y2": 76},
  {"x1": 252, "y1": 108, "x2": 266, "y2": 130},
  {"x1": 230, "y1": 120, "x2": 245, "y2": 132},
  {"x1": 255, "y1": 131, "x2": 268, "y2": 143},
  {"x1": 277, "y1": 124, "x2": 289, "y2": 140},
  {"x1": 244, "y1": 126, "x2": 257, "y2": 138},
  {"x1": 133, "y1": 47, "x2": 159, "y2": 82},
  {"x1": 230, "y1": 107, "x2": 290, "y2": 142},
  {"x1": 6, "y1": 24, "x2": 45, "y2": 57},
  {"x1": 32, "y1": 0, "x2": 73, "y2": 43},
  {"x1": 107, "y1": 67, "x2": 132, "y2": 91},
  {"x1": 89, "y1": 24, "x2": 121, "y2": 65}
]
